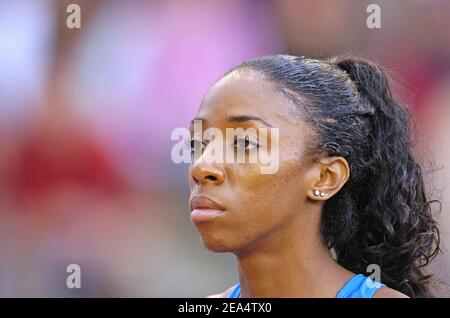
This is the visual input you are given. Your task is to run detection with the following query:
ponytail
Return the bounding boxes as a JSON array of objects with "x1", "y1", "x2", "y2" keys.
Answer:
[{"x1": 327, "y1": 57, "x2": 440, "y2": 297}]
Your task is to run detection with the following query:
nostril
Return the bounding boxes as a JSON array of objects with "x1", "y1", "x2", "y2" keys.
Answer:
[{"x1": 191, "y1": 164, "x2": 224, "y2": 185}]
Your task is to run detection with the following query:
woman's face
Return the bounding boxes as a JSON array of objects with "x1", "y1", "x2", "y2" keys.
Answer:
[{"x1": 188, "y1": 71, "x2": 320, "y2": 253}]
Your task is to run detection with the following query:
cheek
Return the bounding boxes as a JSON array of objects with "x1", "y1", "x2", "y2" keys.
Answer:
[
  {"x1": 193, "y1": 160, "x2": 307, "y2": 253},
  {"x1": 228, "y1": 159, "x2": 305, "y2": 231}
]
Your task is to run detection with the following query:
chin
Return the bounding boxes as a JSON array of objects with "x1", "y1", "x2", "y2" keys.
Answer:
[
  {"x1": 196, "y1": 229, "x2": 237, "y2": 253},
  {"x1": 203, "y1": 242, "x2": 232, "y2": 253},
  {"x1": 199, "y1": 235, "x2": 233, "y2": 253},
  {"x1": 198, "y1": 231, "x2": 258, "y2": 255}
]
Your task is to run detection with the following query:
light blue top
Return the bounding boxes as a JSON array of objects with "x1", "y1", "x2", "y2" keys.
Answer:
[{"x1": 228, "y1": 274, "x2": 386, "y2": 298}]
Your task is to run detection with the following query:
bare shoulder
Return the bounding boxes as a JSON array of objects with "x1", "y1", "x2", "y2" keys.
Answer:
[
  {"x1": 374, "y1": 287, "x2": 409, "y2": 298},
  {"x1": 206, "y1": 285, "x2": 237, "y2": 298}
]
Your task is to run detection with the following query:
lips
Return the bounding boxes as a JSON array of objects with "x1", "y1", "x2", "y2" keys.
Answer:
[
  {"x1": 190, "y1": 195, "x2": 224, "y2": 210},
  {"x1": 189, "y1": 195, "x2": 225, "y2": 222}
]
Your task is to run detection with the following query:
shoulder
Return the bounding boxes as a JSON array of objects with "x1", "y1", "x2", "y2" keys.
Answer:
[
  {"x1": 206, "y1": 285, "x2": 237, "y2": 298},
  {"x1": 373, "y1": 286, "x2": 409, "y2": 298}
]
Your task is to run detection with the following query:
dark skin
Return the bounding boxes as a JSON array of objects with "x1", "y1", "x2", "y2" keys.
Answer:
[{"x1": 189, "y1": 70, "x2": 408, "y2": 298}]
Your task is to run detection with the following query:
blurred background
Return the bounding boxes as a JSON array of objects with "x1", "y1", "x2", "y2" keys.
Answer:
[{"x1": 0, "y1": 0, "x2": 449, "y2": 297}]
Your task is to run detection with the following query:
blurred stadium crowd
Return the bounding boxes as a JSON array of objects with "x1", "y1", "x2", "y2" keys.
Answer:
[{"x1": 0, "y1": 0, "x2": 449, "y2": 297}]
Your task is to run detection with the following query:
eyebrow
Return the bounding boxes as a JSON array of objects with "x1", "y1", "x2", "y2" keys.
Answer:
[
  {"x1": 190, "y1": 117, "x2": 204, "y2": 126},
  {"x1": 190, "y1": 115, "x2": 273, "y2": 127},
  {"x1": 228, "y1": 115, "x2": 273, "y2": 127}
]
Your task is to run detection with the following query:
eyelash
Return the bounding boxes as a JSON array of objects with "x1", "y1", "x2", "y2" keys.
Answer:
[
  {"x1": 233, "y1": 135, "x2": 259, "y2": 150},
  {"x1": 184, "y1": 137, "x2": 204, "y2": 152}
]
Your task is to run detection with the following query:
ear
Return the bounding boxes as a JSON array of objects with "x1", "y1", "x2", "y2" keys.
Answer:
[{"x1": 305, "y1": 156, "x2": 350, "y2": 201}]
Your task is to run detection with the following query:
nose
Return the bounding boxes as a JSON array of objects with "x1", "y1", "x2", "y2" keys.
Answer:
[{"x1": 191, "y1": 159, "x2": 225, "y2": 186}]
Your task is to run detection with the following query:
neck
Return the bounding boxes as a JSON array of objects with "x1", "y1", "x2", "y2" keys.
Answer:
[{"x1": 235, "y1": 213, "x2": 354, "y2": 298}]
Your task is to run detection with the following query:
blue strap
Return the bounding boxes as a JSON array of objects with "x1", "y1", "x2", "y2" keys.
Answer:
[
  {"x1": 228, "y1": 274, "x2": 386, "y2": 298},
  {"x1": 228, "y1": 284, "x2": 241, "y2": 298},
  {"x1": 336, "y1": 274, "x2": 386, "y2": 298}
]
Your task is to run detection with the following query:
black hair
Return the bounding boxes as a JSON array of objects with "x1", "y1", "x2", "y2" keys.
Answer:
[{"x1": 229, "y1": 55, "x2": 440, "y2": 297}]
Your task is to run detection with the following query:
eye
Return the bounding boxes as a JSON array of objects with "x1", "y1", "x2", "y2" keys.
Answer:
[
  {"x1": 234, "y1": 135, "x2": 259, "y2": 150},
  {"x1": 184, "y1": 137, "x2": 206, "y2": 154}
]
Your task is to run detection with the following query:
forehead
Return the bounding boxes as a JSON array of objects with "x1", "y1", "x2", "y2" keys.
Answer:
[{"x1": 196, "y1": 70, "x2": 302, "y2": 128}]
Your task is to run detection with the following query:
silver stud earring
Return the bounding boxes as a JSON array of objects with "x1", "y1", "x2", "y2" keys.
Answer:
[{"x1": 313, "y1": 190, "x2": 328, "y2": 197}]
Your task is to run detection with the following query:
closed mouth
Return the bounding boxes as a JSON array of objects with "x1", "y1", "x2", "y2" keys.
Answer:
[
  {"x1": 189, "y1": 195, "x2": 225, "y2": 211},
  {"x1": 189, "y1": 195, "x2": 226, "y2": 222}
]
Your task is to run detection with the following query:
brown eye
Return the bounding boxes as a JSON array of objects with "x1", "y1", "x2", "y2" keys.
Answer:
[
  {"x1": 192, "y1": 139, "x2": 206, "y2": 153},
  {"x1": 185, "y1": 138, "x2": 205, "y2": 154},
  {"x1": 234, "y1": 135, "x2": 258, "y2": 150}
]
